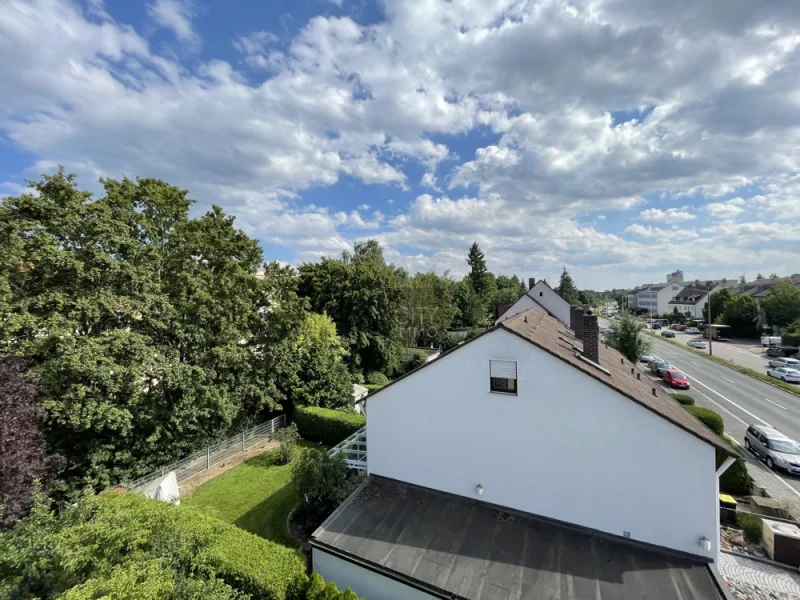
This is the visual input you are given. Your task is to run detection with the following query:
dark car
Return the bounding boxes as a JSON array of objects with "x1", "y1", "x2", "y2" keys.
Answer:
[
  {"x1": 660, "y1": 330, "x2": 675, "y2": 338},
  {"x1": 652, "y1": 324, "x2": 662, "y2": 330},
  {"x1": 766, "y1": 346, "x2": 800, "y2": 358},
  {"x1": 651, "y1": 359, "x2": 671, "y2": 376}
]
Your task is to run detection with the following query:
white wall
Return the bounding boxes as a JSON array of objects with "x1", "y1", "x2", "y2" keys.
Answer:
[
  {"x1": 494, "y1": 293, "x2": 543, "y2": 324},
  {"x1": 367, "y1": 329, "x2": 718, "y2": 559},
  {"x1": 529, "y1": 281, "x2": 571, "y2": 325},
  {"x1": 657, "y1": 281, "x2": 685, "y2": 314},
  {"x1": 313, "y1": 549, "x2": 437, "y2": 600}
]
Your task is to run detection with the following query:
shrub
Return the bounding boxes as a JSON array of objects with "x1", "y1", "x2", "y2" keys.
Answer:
[
  {"x1": 685, "y1": 406, "x2": 724, "y2": 436},
  {"x1": 294, "y1": 406, "x2": 365, "y2": 446},
  {"x1": 273, "y1": 423, "x2": 300, "y2": 465},
  {"x1": 737, "y1": 512, "x2": 763, "y2": 544},
  {"x1": 671, "y1": 393, "x2": 695, "y2": 406},
  {"x1": 403, "y1": 351, "x2": 427, "y2": 373},
  {"x1": 365, "y1": 371, "x2": 389, "y2": 385},
  {"x1": 782, "y1": 332, "x2": 800, "y2": 347},
  {"x1": 719, "y1": 454, "x2": 752, "y2": 495},
  {"x1": 363, "y1": 383, "x2": 385, "y2": 392},
  {"x1": 293, "y1": 450, "x2": 360, "y2": 529}
]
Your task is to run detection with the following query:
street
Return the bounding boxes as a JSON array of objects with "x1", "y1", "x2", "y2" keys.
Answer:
[{"x1": 645, "y1": 334, "x2": 800, "y2": 497}]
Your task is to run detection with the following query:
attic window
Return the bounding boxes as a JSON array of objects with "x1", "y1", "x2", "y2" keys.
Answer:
[
  {"x1": 539, "y1": 292, "x2": 543, "y2": 297},
  {"x1": 490, "y1": 360, "x2": 517, "y2": 394}
]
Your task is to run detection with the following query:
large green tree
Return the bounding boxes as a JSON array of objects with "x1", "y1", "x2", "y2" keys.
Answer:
[
  {"x1": 605, "y1": 315, "x2": 651, "y2": 363},
  {"x1": 556, "y1": 267, "x2": 580, "y2": 305},
  {"x1": 491, "y1": 275, "x2": 527, "y2": 308},
  {"x1": 466, "y1": 242, "x2": 490, "y2": 297},
  {"x1": 282, "y1": 313, "x2": 352, "y2": 410},
  {"x1": 721, "y1": 295, "x2": 760, "y2": 337},
  {"x1": 702, "y1": 288, "x2": 731, "y2": 324},
  {"x1": 298, "y1": 240, "x2": 403, "y2": 375},
  {"x1": 761, "y1": 278, "x2": 800, "y2": 328},
  {"x1": 452, "y1": 278, "x2": 487, "y2": 327},
  {"x1": 0, "y1": 170, "x2": 305, "y2": 492},
  {"x1": 400, "y1": 271, "x2": 458, "y2": 347}
]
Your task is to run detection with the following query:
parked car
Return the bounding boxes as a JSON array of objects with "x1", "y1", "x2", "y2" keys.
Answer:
[
  {"x1": 768, "y1": 367, "x2": 800, "y2": 383},
  {"x1": 686, "y1": 327, "x2": 701, "y2": 334},
  {"x1": 663, "y1": 369, "x2": 691, "y2": 389},
  {"x1": 670, "y1": 324, "x2": 686, "y2": 331},
  {"x1": 660, "y1": 330, "x2": 675, "y2": 338},
  {"x1": 766, "y1": 346, "x2": 800, "y2": 358},
  {"x1": 651, "y1": 360, "x2": 671, "y2": 376},
  {"x1": 762, "y1": 336, "x2": 782, "y2": 347},
  {"x1": 768, "y1": 357, "x2": 800, "y2": 369},
  {"x1": 640, "y1": 353, "x2": 655, "y2": 364},
  {"x1": 745, "y1": 424, "x2": 800, "y2": 472},
  {"x1": 687, "y1": 339, "x2": 708, "y2": 349},
  {"x1": 651, "y1": 324, "x2": 662, "y2": 330}
]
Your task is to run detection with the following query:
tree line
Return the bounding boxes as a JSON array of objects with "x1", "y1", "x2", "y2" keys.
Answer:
[{"x1": 0, "y1": 171, "x2": 594, "y2": 527}]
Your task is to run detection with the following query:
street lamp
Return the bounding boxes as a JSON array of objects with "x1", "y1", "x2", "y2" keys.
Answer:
[{"x1": 707, "y1": 289, "x2": 713, "y2": 357}]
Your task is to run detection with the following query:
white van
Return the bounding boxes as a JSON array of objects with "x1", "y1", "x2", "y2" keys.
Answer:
[{"x1": 761, "y1": 336, "x2": 782, "y2": 347}]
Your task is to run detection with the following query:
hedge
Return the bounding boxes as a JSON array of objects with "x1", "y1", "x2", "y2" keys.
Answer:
[
  {"x1": 366, "y1": 371, "x2": 389, "y2": 385},
  {"x1": 737, "y1": 512, "x2": 763, "y2": 543},
  {"x1": 671, "y1": 393, "x2": 695, "y2": 406},
  {"x1": 685, "y1": 406, "x2": 724, "y2": 436},
  {"x1": 782, "y1": 332, "x2": 800, "y2": 347},
  {"x1": 294, "y1": 406, "x2": 365, "y2": 446},
  {"x1": 363, "y1": 383, "x2": 385, "y2": 392}
]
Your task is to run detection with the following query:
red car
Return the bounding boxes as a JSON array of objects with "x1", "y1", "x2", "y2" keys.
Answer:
[
  {"x1": 664, "y1": 369, "x2": 691, "y2": 389},
  {"x1": 670, "y1": 324, "x2": 687, "y2": 331}
]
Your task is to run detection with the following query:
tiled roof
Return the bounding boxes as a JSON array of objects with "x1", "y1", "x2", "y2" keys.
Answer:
[
  {"x1": 500, "y1": 310, "x2": 735, "y2": 456},
  {"x1": 668, "y1": 287, "x2": 710, "y2": 305}
]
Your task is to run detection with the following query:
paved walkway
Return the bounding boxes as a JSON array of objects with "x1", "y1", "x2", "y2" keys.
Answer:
[{"x1": 720, "y1": 552, "x2": 800, "y2": 598}]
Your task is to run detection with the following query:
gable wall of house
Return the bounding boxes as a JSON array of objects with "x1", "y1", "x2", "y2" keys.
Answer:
[
  {"x1": 494, "y1": 293, "x2": 544, "y2": 325},
  {"x1": 367, "y1": 329, "x2": 718, "y2": 559},
  {"x1": 656, "y1": 280, "x2": 685, "y2": 314},
  {"x1": 530, "y1": 281, "x2": 571, "y2": 324}
]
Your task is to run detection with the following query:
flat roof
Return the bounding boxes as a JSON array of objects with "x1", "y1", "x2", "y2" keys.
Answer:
[{"x1": 312, "y1": 477, "x2": 727, "y2": 600}]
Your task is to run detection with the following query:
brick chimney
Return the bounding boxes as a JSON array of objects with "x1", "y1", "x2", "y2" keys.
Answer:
[
  {"x1": 528, "y1": 277, "x2": 536, "y2": 290},
  {"x1": 572, "y1": 306, "x2": 585, "y2": 340},
  {"x1": 583, "y1": 314, "x2": 600, "y2": 364}
]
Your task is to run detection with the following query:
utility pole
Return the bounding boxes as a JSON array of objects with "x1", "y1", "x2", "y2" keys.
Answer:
[{"x1": 707, "y1": 291, "x2": 713, "y2": 357}]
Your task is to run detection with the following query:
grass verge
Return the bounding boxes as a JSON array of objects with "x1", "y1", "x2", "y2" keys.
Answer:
[
  {"x1": 183, "y1": 441, "x2": 324, "y2": 547},
  {"x1": 643, "y1": 330, "x2": 800, "y2": 398}
]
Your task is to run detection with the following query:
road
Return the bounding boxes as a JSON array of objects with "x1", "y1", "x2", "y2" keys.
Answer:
[
  {"x1": 646, "y1": 334, "x2": 800, "y2": 496},
  {"x1": 661, "y1": 330, "x2": 772, "y2": 373}
]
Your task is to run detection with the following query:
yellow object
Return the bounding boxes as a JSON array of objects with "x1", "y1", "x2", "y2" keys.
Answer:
[{"x1": 719, "y1": 494, "x2": 737, "y2": 506}]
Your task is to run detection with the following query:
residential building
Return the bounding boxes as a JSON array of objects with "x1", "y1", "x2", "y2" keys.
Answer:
[
  {"x1": 668, "y1": 284, "x2": 722, "y2": 320},
  {"x1": 729, "y1": 275, "x2": 800, "y2": 329},
  {"x1": 495, "y1": 278, "x2": 572, "y2": 325},
  {"x1": 312, "y1": 308, "x2": 736, "y2": 600}
]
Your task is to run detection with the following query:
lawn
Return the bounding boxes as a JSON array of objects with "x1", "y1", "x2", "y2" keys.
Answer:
[{"x1": 183, "y1": 441, "x2": 323, "y2": 547}]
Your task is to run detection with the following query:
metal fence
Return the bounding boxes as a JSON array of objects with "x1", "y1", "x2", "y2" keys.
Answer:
[
  {"x1": 329, "y1": 426, "x2": 367, "y2": 471},
  {"x1": 123, "y1": 414, "x2": 287, "y2": 492}
]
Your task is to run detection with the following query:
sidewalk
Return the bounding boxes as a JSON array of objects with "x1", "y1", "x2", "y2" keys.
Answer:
[{"x1": 720, "y1": 552, "x2": 800, "y2": 599}]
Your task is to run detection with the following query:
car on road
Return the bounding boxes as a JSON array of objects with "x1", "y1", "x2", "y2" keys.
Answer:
[
  {"x1": 660, "y1": 330, "x2": 675, "y2": 338},
  {"x1": 767, "y1": 346, "x2": 800, "y2": 358},
  {"x1": 663, "y1": 369, "x2": 691, "y2": 389},
  {"x1": 687, "y1": 339, "x2": 708, "y2": 349},
  {"x1": 768, "y1": 357, "x2": 800, "y2": 369},
  {"x1": 670, "y1": 324, "x2": 687, "y2": 331},
  {"x1": 767, "y1": 367, "x2": 800, "y2": 383},
  {"x1": 640, "y1": 353, "x2": 655, "y2": 364},
  {"x1": 650, "y1": 359, "x2": 671, "y2": 376},
  {"x1": 651, "y1": 323, "x2": 661, "y2": 330},
  {"x1": 745, "y1": 424, "x2": 800, "y2": 473},
  {"x1": 686, "y1": 327, "x2": 701, "y2": 334}
]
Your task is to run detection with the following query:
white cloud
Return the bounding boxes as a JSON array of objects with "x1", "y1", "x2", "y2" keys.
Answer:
[
  {"x1": 147, "y1": 0, "x2": 197, "y2": 44},
  {"x1": 640, "y1": 208, "x2": 697, "y2": 222},
  {"x1": 706, "y1": 197, "x2": 746, "y2": 218}
]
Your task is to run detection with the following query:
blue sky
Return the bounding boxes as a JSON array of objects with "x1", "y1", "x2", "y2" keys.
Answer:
[{"x1": 1, "y1": 0, "x2": 799, "y2": 289}]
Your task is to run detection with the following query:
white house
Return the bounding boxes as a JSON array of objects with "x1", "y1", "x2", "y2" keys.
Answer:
[
  {"x1": 312, "y1": 308, "x2": 736, "y2": 600},
  {"x1": 495, "y1": 278, "x2": 571, "y2": 325},
  {"x1": 669, "y1": 285, "x2": 722, "y2": 320},
  {"x1": 628, "y1": 277, "x2": 685, "y2": 315}
]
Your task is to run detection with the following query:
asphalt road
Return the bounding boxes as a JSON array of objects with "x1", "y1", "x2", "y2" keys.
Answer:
[
  {"x1": 660, "y1": 330, "x2": 773, "y2": 373},
  {"x1": 644, "y1": 334, "x2": 800, "y2": 496}
]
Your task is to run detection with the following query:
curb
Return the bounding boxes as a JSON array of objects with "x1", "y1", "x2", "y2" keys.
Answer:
[
  {"x1": 643, "y1": 331, "x2": 800, "y2": 399},
  {"x1": 721, "y1": 549, "x2": 800, "y2": 572}
]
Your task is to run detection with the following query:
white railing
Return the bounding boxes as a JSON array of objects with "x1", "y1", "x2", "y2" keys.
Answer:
[
  {"x1": 329, "y1": 427, "x2": 367, "y2": 471},
  {"x1": 122, "y1": 414, "x2": 287, "y2": 491}
]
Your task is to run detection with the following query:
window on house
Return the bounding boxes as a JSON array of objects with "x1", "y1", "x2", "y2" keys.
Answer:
[
  {"x1": 490, "y1": 360, "x2": 517, "y2": 394},
  {"x1": 539, "y1": 292, "x2": 543, "y2": 297}
]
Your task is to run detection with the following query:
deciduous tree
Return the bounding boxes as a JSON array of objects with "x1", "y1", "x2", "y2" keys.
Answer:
[
  {"x1": 605, "y1": 315, "x2": 651, "y2": 363},
  {"x1": 721, "y1": 295, "x2": 760, "y2": 337},
  {"x1": 761, "y1": 278, "x2": 800, "y2": 328}
]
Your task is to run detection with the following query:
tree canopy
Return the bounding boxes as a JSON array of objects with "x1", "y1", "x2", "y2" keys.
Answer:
[
  {"x1": 604, "y1": 315, "x2": 651, "y2": 363},
  {"x1": 703, "y1": 288, "x2": 731, "y2": 324},
  {"x1": 761, "y1": 278, "x2": 800, "y2": 328},
  {"x1": 721, "y1": 295, "x2": 760, "y2": 337},
  {"x1": 556, "y1": 267, "x2": 580, "y2": 305},
  {"x1": 466, "y1": 242, "x2": 489, "y2": 297}
]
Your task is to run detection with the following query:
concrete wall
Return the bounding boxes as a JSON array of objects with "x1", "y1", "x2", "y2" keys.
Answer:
[
  {"x1": 494, "y1": 293, "x2": 544, "y2": 324},
  {"x1": 313, "y1": 549, "x2": 437, "y2": 600},
  {"x1": 367, "y1": 328, "x2": 719, "y2": 559},
  {"x1": 530, "y1": 281, "x2": 571, "y2": 324}
]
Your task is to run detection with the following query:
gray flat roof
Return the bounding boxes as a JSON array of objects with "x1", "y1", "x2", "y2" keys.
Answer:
[{"x1": 312, "y1": 477, "x2": 727, "y2": 600}]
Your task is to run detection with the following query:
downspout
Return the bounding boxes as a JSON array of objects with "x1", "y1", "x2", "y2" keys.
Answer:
[{"x1": 714, "y1": 456, "x2": 737, "y2": 565}]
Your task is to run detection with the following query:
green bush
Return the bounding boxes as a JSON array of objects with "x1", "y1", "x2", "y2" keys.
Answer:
[
  {"x1": 365, "y1": 371, "x2": 389, "y2": 385},
  {"x1": 720, "y1": 457, "x2": 752, "y2": 495},
  {"x1": 671, "y1": 393, "x2": 695, "y2": 406},
  {"x1": 782, "y1": 332, "x2": 800, "y2": 347},
  {"x1": 292, "y1": 450, "x2": 360, "y2": 530},
  {"x1": 273, "y1": 422, "x2": 300, "y2": 465},
  {"x1": 737, "y1": 512, "x2": 763, "y2": 544},
  {"x1": 294, "y1": 406, "x2": 365, "y2": 446},
  {"x1": 363, "y1": 383, "x2": 385, "y2": 392},
  {"x1": 685, "y1": 406, "x2": 724, "y2": 436}
]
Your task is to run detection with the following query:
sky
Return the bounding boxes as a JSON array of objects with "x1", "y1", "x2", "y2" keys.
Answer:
[{"x1": 1, "y1": 0, "x2": 799, "y2": 290}]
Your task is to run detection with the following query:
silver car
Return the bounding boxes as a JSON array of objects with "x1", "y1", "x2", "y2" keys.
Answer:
[
  {"x1": 768, "y1": 357, "x2": 800, "y2": 369},
  {"x1": 745, "y1": 424, "x2": 800, "y2": 473}
]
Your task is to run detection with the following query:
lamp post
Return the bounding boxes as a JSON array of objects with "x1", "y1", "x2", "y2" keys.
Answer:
[{"x1": 707, "y1": 290, "x2": 713, "y2": 357}]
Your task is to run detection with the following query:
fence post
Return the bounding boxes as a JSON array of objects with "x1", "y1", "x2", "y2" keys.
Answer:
[
  {"x1": 206, "y1": 446, "x2": 210, "y2": 469},
  {"x1": 271, "y1": 418, "x2": 275, "y2": 434},
  {"x1": 241, "y1": 431, "x2": 245, "y2": 452}
]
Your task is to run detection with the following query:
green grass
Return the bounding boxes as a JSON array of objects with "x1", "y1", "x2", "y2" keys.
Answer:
[
  {"x1": 643, "y1": 330, "x2": 800, "y2": 398},
  {"x1": 183, "y1": 441, "x2": 324, "y2": 547}
]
